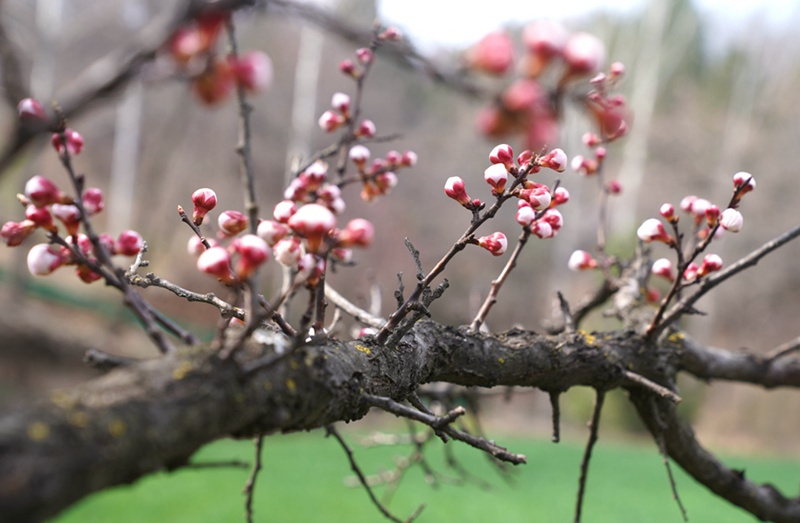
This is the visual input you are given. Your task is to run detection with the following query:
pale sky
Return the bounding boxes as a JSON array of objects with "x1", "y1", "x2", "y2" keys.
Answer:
[{"x1": 378, "y1": 0, "x2": 800, "y2": 50}]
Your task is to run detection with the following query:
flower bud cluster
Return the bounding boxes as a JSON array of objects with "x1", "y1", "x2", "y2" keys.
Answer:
[
  {"x1": 16, "y1": 98, "x2": 85, "y2": 157},
  {"x1": 166, "y1": 10, "x2": 272, "y2": 105},
  {"x1": 473, "y1": 22, "x2": 610, "y2": 150}
]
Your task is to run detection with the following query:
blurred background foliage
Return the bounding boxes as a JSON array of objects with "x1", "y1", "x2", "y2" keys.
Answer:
[{"x1": 1, "y1": 0, "x2": 800, "y2": 457}]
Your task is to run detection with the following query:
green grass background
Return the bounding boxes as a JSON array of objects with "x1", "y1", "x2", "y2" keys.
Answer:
[{"x1": 54, "y1": 430, "x2": 797, "y2": 522}]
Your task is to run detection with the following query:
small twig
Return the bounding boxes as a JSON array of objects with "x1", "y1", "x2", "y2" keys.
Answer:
[
  {"x1": 548, "y1": 390, "x2": 561, "y2": 443},
  {"x1": 765, "y1": 335, "x2": 800, "y2": 362},
  {"x1": 83, "y1": 348, "x2": 137, "y2": 371},
  {"x1": 243, "y1": 435, "x2": 265, "y2": 523},
  {"x1": 574, "y1": 389, "x2": 605, "y2": 523},
  {"x1": 326, "y1": 425, "x2": 422, "y2": 523},
  {"x1": 470, "y1": 229, "x2": 530, "y2": 332},
  {"x1": 325, "y1": 285, "x2": 386, "y2": 328},
  {"x1": 128, "y1": 272, "x2": 245, "y2": 320},
  {"x1": 622, "y1": 370, "x2": 682, "y2": 404},
  {"x1": 186, "y1": 460, "x2": 250, "y2": 470},
  {"x1": 650, "y1": 397, "x2": 689, "y2": 522},
  {"x1": 177, "y1": 206, "x2": 212, "y2": 249},
  {"x1": 364, "y1": 394, "x2": 526, "y2": 465},
  {"x1": 556, "y1": 292, "x2": 576, "y2": 334}
]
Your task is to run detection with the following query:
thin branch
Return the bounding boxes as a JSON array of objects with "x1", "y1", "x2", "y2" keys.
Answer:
[
  {"x1": 649, "y1": 398, "x2": 689, "y2": 522},
  {"x1": 325, "y1": 285, "x2": 386, "y2": 328},
  {"x1": 574, "y1": 389, "x2": 605, "y2": 523},
  {"x1": 765, "y1": 335, "x2": 800, "y2": 363},
  {"x1": 548, "y1": 390, "x2": 562, "y2": 443},
  {"x1": 622, "y1": 370, "x2": 682, "y2": 404},
  {"x1": 186, "y1": 460, "x2": 250, "y2": 470},
  {"x1": 83, "y1": 348, "x2": 138, "y2": 371},
  {"x1": 128, "y1": 272, "x2": 245, "y2": 320},
  {"x1": 326, "y1": 425, "x2": 422, "y2": 523},
  {"x1": 243, "y1": 435, "x2": 264, "y2": 523}
]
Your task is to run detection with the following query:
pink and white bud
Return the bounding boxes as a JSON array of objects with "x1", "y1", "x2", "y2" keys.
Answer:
[
  {"x1": 489, "y1": 143, "x2": 515, "y2": 170},
  {"x1": 733, "y1": 172, "x2": 756, "y2": 193},
  {"x1": 232, "y1": 234, "x2": 270, "y2": 279},
  {"x1": 218, "y1": 210, "x2": 248, "y2": 237},
  {"x1": 571, "y1": 155, "x2": 598, "y2": 176},
  {"x1": 230, "y1": 51, "x2": 273, "y2": 92},
  {"x1": 257, "y1": 220, "x2": 289, "y2": 246},
  {"x1": 273, "y1": 200, "x2": 297, "y2": 223},
  {"x1": 697, "y1": 253, "x2": 723, "y2": 278},
  {"x1": 287, "y1": 203, "x2": 337, "y2": 253},
  {"x1": 51, "y1": 128, "x2": 84, "y2": 156},
  {"x1": 348, "y1": 145, "x2": 370, "y2": 169},
  {"x1": 375, "y1": 172, "x2": 398, "y2": 195},
  {"x1": 331, "y1": 92, "x2": 351, "y2": 115},
  {"x1": 521, "y1": 184, "x2": 551, "y2": 211},
  {"x1": 562, "y1": 32, "x2": 605, "y2": 79},
  {"x1": 356, "y1": 119, "x2": 376, "y2": 138},
  {"x1": 51, "y1": 204, "x2": 81, "y2": 236},
  {"x1": 17, "y1": 98, "x2": 47, "y2": 125},
  {"x1": 385, "y1": 150, "x2": 402, "y2": 167},
  {"x1": 191, "y1": 188, "x2": 217, "y2": 225},
  {"x1": 705, "y1": 205, "x2": 720, "y2": 227},
  {"x1": 337, "y1": 218, "x2": 374, "y2": 248},
  {"x1": 67, "y1": 233, "x2": 93, "y2": 257},
  {"x1": 466, "y1": 31, "x2": 514, "y2": 75},
  {"x1": 339, "y1": 59, "x2": 357, "y2": 76},
  {"x1": 690, "y1": 198, "x2": 711, "y2": 219},
  {"x1": 97, "y1": 233, "x2": 116, "y2": 257},
  {"x1": 720, "y1": 208, "x2": 743, "y2": 233},
  {"x1": 356, "y1": 327, "x2": 378, "y2": 338},
  {"x1": 515, "y1": 203, "x2": 536, "y2": 227},
  {"x1": 116, "y1": 230, "x2": 144, "y2": 256},
  {"x1": 197, "y1": 245, "x2": 235, "y2": 283},
  {"x1": 27, "y1": 244, "x2": 64, "y2": 276},
  {"x1": 540, "y1": 148, "x2": 568, "y2": 172},
  {"x1": 75, "y1": 264, "x2": 102, "y2": 284},
  {"x1": 318, "y1": 110, "x2": 344, "y2": 132},
  {"x1": 651, "y1": 258, "x2": 675, "y2": 281},
  {"x1": 274, "y1": 237, "x2": 305, "y2": 267},
  {"x1": 484, "y1": 163, "x2": 509, "y2": 195},
  {"x1": 25, "y1": 205, "x2": 56, "y2": 232},
  {"x1": 683, "y1": 262, "x2": 700, "y2": 283},
  {"x1": 637, "y1": 218, "x2": 672, "y2": 244},
  {"x1": 444, "y1": 176, "x2": 472, "y2": 207},
  {"x1": 356, "y1": 48, "x2": 373, "y2": 65},
  {"x1": 187, "y1": 235, "x2": 215, "y2": 256},
  {"x1": 82, "y1": 187, "x2": 104, "y2": 216},
  {"x1": 401, "y1": 150, "x2": 418, "y2": 167},
  {"x1": 582, "y1": 132, "x2": 601, "y2": 147},
  {"x1": 379, "y1": 26, "x2": 403, "y2": 41},
  {"x1": 1, "y1": 220, "x2": 37, "y2": 246},
  {"x1": 568, "y1": 250, "x2": 598, "y2": 271},
  {"x1": 25, "y1": 176, "x2": 62, "y2": 208},
  {"x1": 680, "y1": 195, "x2": 697, "y2": 213},
  {"x1": 542, "y1": 209, "x2": 564, "y2": 231},
  {"x1": 303, "y1": 161, "x2": 328, "y2": 189},
  {"x1": 552, "y1": 187, "x2": 570, "y2": 206},
  {"x1": 331, "y1": 247, "x2": 352, "y2": 263},
  {"x1": 522, "y1": 19, "x2": 568, "y2": 62},
  {"x1": 530, "y1": 220, "x2": 555, "y2": 239},
  {"x1": 477, "y1": 232, "x2": 508, "y2": 256},
  {"x1": 659, "y1": 203, "x2": 676, "y2": 221},
  {"x1": 607, "y1": 180, "x2": 622, "y2": 195}
]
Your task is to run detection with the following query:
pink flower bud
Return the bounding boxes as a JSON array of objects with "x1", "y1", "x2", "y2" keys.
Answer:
[
  {"x1": 720, "y1": 208, "x2": 743, "y2": 233},
  {"x1": 571, "y1": 155, "x2": 598, "y2": 176},
  {"x1": 697, "y1": 253, "x2": 723, "y2": 278},
  {"x1": 17, "y1": 98, "x2": 47, "y2": 125},
  {"x1": 540, "y1": 148, "x2": 568, "y2": 172},
  {"x1": 552, "y1": 187, "x2": 570, "y2": 206},
  {"x1": 477, "y1": 232, "x2": 508, "y2": 256},
  {"x1": 97, "y1": 234, "x2": 115, "y2": 257},
  {"x1": 191, "y1": 59, "x2": 234, "y2": 105},
  {"x1": 385, "y1": 150, "x2": 402, "y2": 167},
  {"x1": 51, "y1": 204, "x2": 81, "y2": 236},
  {"x1": 637, "y1": 218, "x2": 672, "y2": 244},
  {"x1": 348, "y1": 145, "x2": 370, "y2": 168},
  {"x1": 356, "y1": 48, "x2": 373, "y2": 64},
  {"x1": 651, "y1": 258, "x2": 675, "y2": 281},
  {"x1": 356, "y1": 119, "x2": 376, "y2": 138},
  {"x1": 562, "y1": 32, "x2": 605, "y2": 79},
  {"x1": 197, "y1": 245, "x2": 235, "y2": 283},
  {"x1": 337, "y1": 218, "x2": 374, "y2": 248},
  {"x1": 568, "y1": 250, "x2": 598, "y2": 271},
  {"x1": 356, "y1": 327, "x2": 378, "y2": 338},
  {"x1": 318, "y1": 110, "x2": 344, "y2": 132},
  {"x1": 733, "y1": 172, "x2": 756, "y2": 194},
  {"x1": 230, "y1": 51, "x2": 273, "y2": 92},
  {"x1": 273, "y1": 200, "x2": 297, "y2": 223},
  {"x1": 401, "y1": 150, "x2": 418, "y2": 167},
  {"x1": 517, "y1": 150, "x2": 534, "y2": 167},
  {"x1": 187, "y1": 236, "x2": 217, "y2": 256},
  {"x1": 521, "y1": 184, "x2": 551, "y2": 211},
  {"x1": 218, "y1": 210, "x2": 248, "y2": 237},
  {"x1": 116, "y1": 230, "x2": 144, "y2": 256},
  {"x1": 303, "y1": 161, "x2": 328, "y2": 190},
  {"x1": 484, "y1": 163, "x2": 509, "y2": 195},
  {"x1": 489, "y1": 143, "x2": 515, "y2": 170},
  {"x1": 191, "y1": 188, "x2": 217, "y2": 225},
  {"x1": 75, "y1": 264, "x2": 102, "y2": 284},
  {"x1": 1, "y1": 220, "x2": 37, "y2": 246},
  {"x1": 609, "y1": 61, "x2": 625, "y2": 77},
  {"x1": 51, "y1": 128, "x2": 84, "y2": 156},
  {"x1": 82, "y1": 187, "x2": 104, "y2": 216},
  {"x1": 659, "y1": 203, "x2": 676, "y2": 221},
  {"x1": 287, "y1": 203, "x2": 337, "y2": 253},
  {"x1": 522, "y1": 20, "x2": 568, "y2": 62},
  {"x1": 25, "y1": 205, "x2": 56, "y2": 232},
  {"x1": 298, "y1": 253, "x2": 326, "y2": 286},
  {"x1": 331, "y1": 248, "x2": 352, "y2": 263},
  {"x1": 444, "y1": 176, "x2": 472, "y2": 207},
  {"x1": 582, "y1": 132, "x2": 601, "y2": 147},
  {"x1": 25, "y1": 176, "x2": 62, "y2": 208},
  {"x1": 339, "y1": 59, "x2": 357, "y2": 76},
  {"x1": 274, "y1": 237, "x2": 304, "y2": 267},
  {"x1": 516, "y1": 203, "x2": 537, "y2": 227},
  {"x1": 331, "y1": 92, "x2": 351, "y2": 114},
  {"x1": 379, "y1": 27, "x2": 403, "y2": 41},
  {"x1": 27, "y1": 243, "x2": 65, "y2": 276},
  {"x1": 68, "y1": 233, "x2": 93, "y2": 257},
  {"x1": 607, "y1": 180, "x2": 623, "y2": 195},
  {"x1": 232, "y1": 234, "x2": 270, "y2": 279},
  {"x1": 705, "y1": 205, "x2": 720, "y2": 227},
  {"x1": 542, "y1": 209, "x2": 564, "y2": 231},
  {"x1": 683, "y1": 262, "x2": 700, "y2": 283},
  {"x1": 530, "y1": 220, "x2": 555, "y2": 239},
  {"x1": 467, "y1": 31, "x2": 514, "y2": 75},
  {"x1": 256, "y1": 220, "x2": 289, "y2": 246}
]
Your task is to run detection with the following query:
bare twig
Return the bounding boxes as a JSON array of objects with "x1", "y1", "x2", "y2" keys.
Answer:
[
  {"x1": 325, "y1": 285, "x2": 386, "y2": 328},
  {"x1": 83, "y1": 349, "x2": 137, "y2": 371},
  {"x1": 622, "y1": 370, "x2": 682, "y2": 404},
  {"x1": 243, "y1": 435, "x2": 264, "y2": 523},
  {"x1": 574, "y1": 389, "x2": 605, "y2": 523},
  {"x1": 548, "y1": 390, "x2": 562, "y2": 443},
  {"x1": 765, "y1": 335, "x2": 800, "y2": 363}
]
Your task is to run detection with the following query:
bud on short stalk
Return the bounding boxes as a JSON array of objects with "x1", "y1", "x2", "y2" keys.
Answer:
[
  {"x1": 336, "y1": 218, "x2": 374, "y2": 248},
  {"x1": 568, "y1": 250, "x2": 598, "y2": 271},
  {"x1": 257, "y1": 220, "x2": 289, "y2": 246},
  {"x1": 659, "y1": 203, "x2": 676, "y2": 222},
  {"x1": 232, "y1": 234, "x2": 270, "y2": 279},
  {"x1": 27, "y1": 244, "x2": 65, "y2": 276},
  {"x1": 540, "y1": 148, "x2": 568, "y2": 172},
  {"x1": 17, "y1": 98, "x2": 47, "y2": 126},
  {"x1": 82, "y1": 188, "x2": 105, "y2": 216},
  {"x1": 318, "y1": 110, "x2": 344, "y2": 132},
  {"x1": 287, "y1": 203, "x2": 337, "y2": 253},
  {"x1": 348, "y1": 145, "x2": 370, "y2": 170},
  {"x1": 273, "y1": 200, "x2": 297, "y2": 223},
  {"x1": 191, "y1": 188, "x2": 217, "y2": 225},
  {"x1": 1, "y1": 220, "x2": 37, "y2": 247},
  {"x1": 476, "y1": 232, "x2": 507, "y2": 256},
  {"x1": 274, "y1": 237, "x2": 305, "y2": 267},
  {"x1": 733, "y1": 172, "x2": 756, "y2": 194},
  {"x1": 697, "y1": 253, "x2": 723, "y2": 278},
  {"x1": 229, "y1": 51, "x2": 273, "y2": 92},
  {"x1": 444, "y1": 176, "x2": 473, "y2": 208},
  {"x1": 197, "y1": 245, "x2": 236, "y2": 284},
  {"x1": 116, "y1": 230, "x2": 144, "y2": 256},
  {"x1": 489, "y1": 144, "x2": 515, "y2": 171},
  {"x1": 484, "y1": 163, "x2": 508, "y2": 195},
  {"x1": 218, "y1": 210, "x2": 248, "y2": 237},
  {"x1": 25, "y1": 176, "x2": 63, "y2": 208},
  {"x1": 552, "y1": 187, "x2": 570, "y2": 206},
  {"x1": 51, "y1": 204, "x2": 81, "y2": 237},
  {"x1": 637, "y1": 218, "x2": 673, "y2": 245},
  {"x1": 25, "y1": 205, "x2": 56, "y2": 232},
  {"x1": 51, "y1": 128, "x2": 84, "y2": 156},
  {"x1": 720, "y1": 208, "x2": 743, "y2": 233},
  {"x1": 651, "y1": 258, "x2": 675, "y2": 281}
]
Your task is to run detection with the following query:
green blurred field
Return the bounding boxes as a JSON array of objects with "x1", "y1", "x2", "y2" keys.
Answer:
[{"x1": 55, "y1": 431, "x2": 795, "y2": 522}]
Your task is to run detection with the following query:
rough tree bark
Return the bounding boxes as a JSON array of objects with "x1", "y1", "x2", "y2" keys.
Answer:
[{"x1": 2, "y1": 321, "x2": 800, "y2": 522}]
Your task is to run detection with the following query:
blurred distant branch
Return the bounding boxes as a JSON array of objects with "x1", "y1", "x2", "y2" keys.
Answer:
[
  {"x1": 0, "y1": 14, "x2": 26, "y2": 109},
  {"x1": 265, "y1": 0, "x2": 485, "y2": 99},
  {"x1": 0, "y1": 0, "x2": 256, "y2": 175}
]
